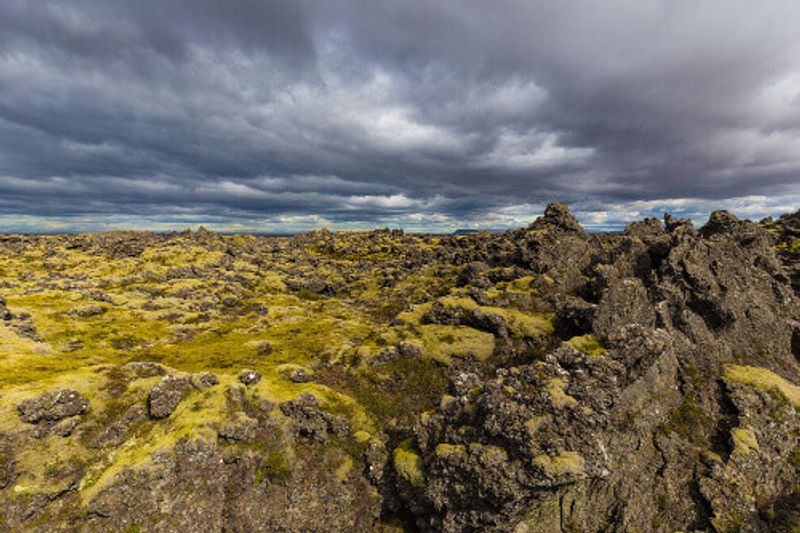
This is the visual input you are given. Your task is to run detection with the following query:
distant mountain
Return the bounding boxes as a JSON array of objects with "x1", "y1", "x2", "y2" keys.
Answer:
[{"x1": 452, "y1": 228, "x2": 505, "y2": 235}]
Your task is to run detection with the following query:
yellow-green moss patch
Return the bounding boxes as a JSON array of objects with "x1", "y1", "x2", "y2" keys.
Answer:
[
  {"x1": 731, "y1": 427, "x2": 759, "y2": 455},
  {"x1": 532, "y1": 451, "x2": 585, "y2": 477},
  {"x1": 724, "y1": 365, "x2": 800, "y2": 407},
  {"x1": 566, "y1": 334, "x2": 606, "y2": 357},
  {"x1": 545, "y1": 377, "x2": 577, "y2": 408},
  {"x1": 416, "y1": 324, "x2": 495, "y2": 364},
  {"x1": 525, "y1": 416, "x2": 548, "y2": 438},
  {"x1": 435, "y1": 443, "x2": 467, "y2": 460},
  {"x1": 393, "y1": 445, "x2": 424, "y2": 487}
]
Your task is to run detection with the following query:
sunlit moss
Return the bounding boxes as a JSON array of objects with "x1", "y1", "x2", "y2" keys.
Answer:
[
  {"x1": 525, "y1": 416, "x2": 547, "y2": 438},
  {"x1": 566, "y1": 334, "x2": 606, "y2": 357},
  {"x1": 393, "y1": 444, "x2": 424, "y2": 487},
  {"x1": 731, "y1": 427, "x2": 759, "y2": 455},
  {"x1": 333, "y1": 455, "x2": 354, "y2": 481},
  {"x1": 434, "y1": 297, "x2": 554, "y2": 338},
  {"x1": 434, "y1": 443, "x2": 467, "y2": 460},
  {"x1": 415, "y1": 324, "x2": 495, "y2": 364},
  {"x1": 532, "y1": 451, "x2": 585, "y2": 476},
  {"x1": 545, "y1": 377, "x2": 577, "y2": 408},
  {"x1": 724, "y1": 364, "x2": 800, "y2": 407}
]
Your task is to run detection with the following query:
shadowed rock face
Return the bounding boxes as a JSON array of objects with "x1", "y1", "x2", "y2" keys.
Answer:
[{"x1": 1, "y1": 205, "x2": 800, "y2": 531}]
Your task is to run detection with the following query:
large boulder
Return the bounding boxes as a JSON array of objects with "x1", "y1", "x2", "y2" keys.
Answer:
[{"x1": 148, "y1": 375, "x2": 190, "y2": 419}]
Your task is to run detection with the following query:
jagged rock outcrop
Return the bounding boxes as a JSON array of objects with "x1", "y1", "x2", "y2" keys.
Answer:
[{"x1": 390, "y1": 206, "x2": 800, "y2": 532}]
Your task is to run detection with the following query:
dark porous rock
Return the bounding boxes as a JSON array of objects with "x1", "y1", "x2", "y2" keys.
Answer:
[
  {"x1": 397, "y1": 342, "x2": 423, "y2": 359},
  {"x1": 6, "y1": 208, "x2": 800, "y2": 532},
  {"x1": 0, "y1": 295, "x2": 12, "y2": 321},
  {"x1": 148, "y1": 375, "x2": 190, "y2": 419},
  {"x1": 254, "y1": 340, "x2": 273, "y2": 355},
  {"x1": 279, "y1": 393, "x2": 348, "y2": 442},
  {"x1": 18, "y1": 389, "x2": 89, "y2": 424},
  {"x1": 664, "y1": 212, "x2": 695, "y2": 234},
  {"x1": 222, "y1": 296, "x2": 240, "y2": 308},
  {"x1": 287, "y1": 367, "x2": 314, "y2": 383},
  {"x1": 218, "y1": 413, "x2": 259, "y2": 443},
  {"x1": 457, "y1": 261, "x2": 491, "y2": 288},
  {"x1": 91, "y1": 403, "x2": 148, "y2": 448},
  {"x1": 70, "y1": 304, "x2": 107, "y2": 318},
  {"x1": 10, "y1": 319, "x2": 43, "y2": 342},
  {"x1": 284, "y1": 275, "x2": 329, "y2": 295},
  {"x1": 554, "y1": 294, "x2": 596, "y2": 338},
  {"x1": 423, "y1": 300, "x2": 508, "y2": 337},
  {"x1": 365, "y1": 436, "x2": 389, "y2": 485},
  {"x1": 699, "y1": 209, "x2": 747, "y2": 238},
  {"x1": 190, "y1": 372, "x2": 219, "y2": 390},
  {"x1": 0, "y1": 434, "x2": 16, "y2": 490},
  {"x1": 64, "y1": 339, "x2": 84, "y2": 352},
  {"x1": 371, "y1": 346, "x2": 400, "y2": 365},
  {"x1": 238, "y1": 369, "x2": 261, "y2": 386},
  {"x1": 511, "y1": 203, "x2": 594, "y2": 292},
  {"x1": 591, "y1": 274, "x2": 656, "y2": 339},
  {"x1": 123, "y1": 361, "x2": 167, "y2": 378},
  {"x1": 47, "y1": 416, "x2": 82, "y2": 438},
  {"x1": 226, "y1": 383, "x2": 247, "y2": 411},
  {"x1": 84, "y1": 440, "x2": 228, "y2": 531}
]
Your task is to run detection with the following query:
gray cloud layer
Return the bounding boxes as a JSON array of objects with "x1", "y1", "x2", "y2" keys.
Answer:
[{"x1": 1, "y1": 0, "x2": 799, "y2": 232}]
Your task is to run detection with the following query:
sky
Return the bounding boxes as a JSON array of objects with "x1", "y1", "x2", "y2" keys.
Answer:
[{"x1": 1, "y1": 0, "x2": 800, "y2": 233}]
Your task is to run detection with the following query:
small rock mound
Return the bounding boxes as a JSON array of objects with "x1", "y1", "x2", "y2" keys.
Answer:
[
  {"x1": 0, "y1": 295, "x2": 12, "y2": 321},
  {"x1": 279, "y1": 393, "x2": 348, "y2": 442},
  {"x1": 18, "y1": 389, "x2": 88, "y2": 424},
  {"x1": 190, "y1": 372, "x2": 219, "y2": 390},
  {"x1": 238, "y1": 369, "x2": 261, "y2": 386},
  {"x1": 70, "y1": 304, "x2": 108, "y2": 318},
  {"x1": 148, "y1": 375, "x2": 190, "y2": 419}
]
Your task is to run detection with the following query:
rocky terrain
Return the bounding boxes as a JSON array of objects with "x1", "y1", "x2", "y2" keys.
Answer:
[{"x1": 1, "y1": 204, "x2": 800, "y2": 531}]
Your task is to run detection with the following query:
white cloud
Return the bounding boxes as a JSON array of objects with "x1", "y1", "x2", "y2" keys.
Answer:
[{"x1": 479, "y1": 130, "x2": 594, "y2": 170}]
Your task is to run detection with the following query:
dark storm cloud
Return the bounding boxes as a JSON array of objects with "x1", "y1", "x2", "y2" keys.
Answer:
[{"x1": 1, "y1": 0, "x2": 799, "y2": 231}]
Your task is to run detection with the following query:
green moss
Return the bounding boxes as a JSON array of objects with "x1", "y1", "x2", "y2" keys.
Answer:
[
  {"x1": 525, "y1": 415, "x2": 547, "y2": 437},
  {"x1": 566, "y1": 334, "x2": 606, "y2": 357},
  {"x1": 480, "y1": 445, "x2": 508, "y2": 465},
  {"x1": 333, "y1": 455, "x2": 354, "y2": 481},
  {"x1": 660, "y1": 398, "x2": 710, "y2": 445},
  {"x1": 724, "y1": 365, "x2": 800, "y2": 407},
  {"x1": 506, "y1": 276, "x2": 538, "y2": 294},
  {"x1": 0, "y1": 231, "x2": 560, "y2": 515},
  {"x1": 532, "y1": 451, "x2": 585, "y2": 477},
  {"x1": 320, "y1": 357, "x2": 447, "y2": 426},
  {"x1": 435, "y1": 443, "x2": 467, "y2": 460},
  {"x1": 546, "y1": 377, "x2": 577, "y2": 408},
  {"x1": 731, "y1": 427, "x2": 759, "y2": 455},
  {"x1": 517, "y1": 495, "x2": 562, "y2": 533},
  {"x1": 259, "y1": 450, "x2": 292, "y2": 481},
  {"x1": 393, "y1": 445, "x2": 424, "y2": 487},
  {"x1": 434, "y1": 296, "x2": 554, "y2": 338},
  {"x1": 712, "y1": 511, "x2": 745, "y2": 533},
  {"x1": 416, "y1": 324, "x2": 495, "y2": 364},
  {"x1": 655, "y1": 493, "x2": 669, "y2": 511}
]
